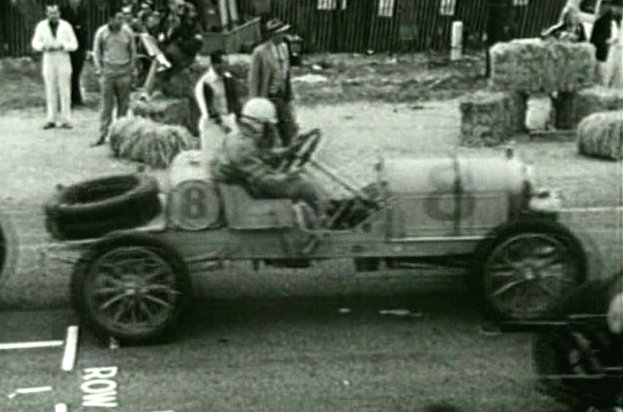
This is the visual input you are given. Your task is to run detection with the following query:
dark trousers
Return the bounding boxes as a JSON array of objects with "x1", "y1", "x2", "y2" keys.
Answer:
[
  {"x1": 70, "y1": 49, "x2": 86, "y2": 105},
  {"x1": 269, "y1": 96, "x2": 299, "y2": 147},
  {"x1": 99, "y1": 73, "x2": 133, "y2": 141}
]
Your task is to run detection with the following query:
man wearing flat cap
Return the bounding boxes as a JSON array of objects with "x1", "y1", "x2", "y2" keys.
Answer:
[{"x1": 248, "y1": 18, "x2": 298, "y2": 147}]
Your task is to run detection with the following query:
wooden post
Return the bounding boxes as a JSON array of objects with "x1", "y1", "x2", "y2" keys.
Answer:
[
  {"x1": 218, "y1": 0, "x2": 230, "y2": 31},
  {"x1": 227, "y1": 0, "x2": 239, "y2": 26}
]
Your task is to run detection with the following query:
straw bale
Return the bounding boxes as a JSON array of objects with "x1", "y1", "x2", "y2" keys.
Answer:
[
  {"x1": 132, "y1": 97, "x2": 198, "y2": 136},
  {"x1": 574, "y1": 86, "x2": 623, "y2": 127},
  {"x1": 577, "y1": 111, "x2": 623, "y2": 160},
  {"x1": 82, "y1": 62, "x2": 100, "y2": 93},
  {"x1": 459, "y1": 90, "x2": 514, "y2": 147},
  {"x1": 490, "y1": 38, "x2": 595, "y2": 93},
  {"x1": 109, "y1": 116, "x2": 198, "y2": 168}
]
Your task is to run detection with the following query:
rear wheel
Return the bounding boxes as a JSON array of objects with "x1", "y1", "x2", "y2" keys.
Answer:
[
  {"x1": 472, "y1": 220, "x2": 587, "y2": 321},
  {"x1": 71, "y1": 235, "x2": 190, "y2": 343}
]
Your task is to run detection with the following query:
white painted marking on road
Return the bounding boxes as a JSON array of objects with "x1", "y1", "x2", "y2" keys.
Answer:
[
  {"x1": 61, "y1": 326, "x2": 79, "y2": 372},
  {"x1": 7, "y1": 386, "x2": 53, "y2": 399},
  {"x1": 561, "y1": 206, "x2": 623, "y2": 213},
  {"x1": 55, "y1": 403, "x2": 68, "y2": 412},
  {"x1": 0, "y1": 340, "x2": 64, "y2": 351}
]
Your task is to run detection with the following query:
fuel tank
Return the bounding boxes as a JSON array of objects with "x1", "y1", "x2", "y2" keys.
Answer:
[
  {"x1": 379, "y1": 154, "x2": 531, "y2": 239},
  {"x1": 167, "y1": 150, "x2": 221, "y2": 230}
]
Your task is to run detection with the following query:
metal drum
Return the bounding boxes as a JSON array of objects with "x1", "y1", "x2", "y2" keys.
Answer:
[
  {"x1": 380, "y1": 155, "x2": 530, "y2": 239},
  {"x1": 167, "y1": 150, "x2": 221, "y2": 230}
]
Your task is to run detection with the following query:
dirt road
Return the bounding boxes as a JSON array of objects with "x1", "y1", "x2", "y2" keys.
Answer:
[{"x1": 0, "y1": 293, "x2": 567, "y2": 412}]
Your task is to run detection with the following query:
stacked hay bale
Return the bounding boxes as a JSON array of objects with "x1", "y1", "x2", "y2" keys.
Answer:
[
  {"x1": 132, "y1": 98, "x2": 199, "y2": 136},
  {"x1": 577, "y1": 111, "x2": 623, "y2": 161},
  {"x1": 490, "y1": 39, "x2": 595, "y2": 94},
  {"x1": 574, "y1": 86, "x2": 623, "y2": 128},
  {"x1": 459, "y1": 90, "x2": 528, "y2": 147},
  {"x1": 460, "y1": 91, "x2": 512, "y2": 147},
  {"x1": 460, "y1": 38, "x2": 595, "y2": 147},
  {"x1": 490, "y1": 38, "x2": 596, "y2": 131},
  {"x1": 109, "y1": 116, "x2": 197, "y2": 168}
]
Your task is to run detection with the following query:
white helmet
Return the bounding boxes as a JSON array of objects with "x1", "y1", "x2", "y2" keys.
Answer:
[{"x1": 242, "y1": 98, "x2": 278, "y2": 125}]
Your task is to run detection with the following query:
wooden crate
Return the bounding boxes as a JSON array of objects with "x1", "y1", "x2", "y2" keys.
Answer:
[{"x1": 201, "y1": 17, "x2": 262, "y2": 55}]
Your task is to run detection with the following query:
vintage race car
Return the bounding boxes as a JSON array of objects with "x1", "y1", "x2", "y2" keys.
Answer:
[{"x1": 45, "y1": 132, "x2": 589, "y2": 342}]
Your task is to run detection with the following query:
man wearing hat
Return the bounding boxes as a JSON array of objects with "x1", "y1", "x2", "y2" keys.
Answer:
[{"x1": 248, "y1": 18, "x2": 298, "y2": 147}]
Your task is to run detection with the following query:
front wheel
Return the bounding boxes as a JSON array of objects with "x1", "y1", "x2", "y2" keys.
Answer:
[
  {"x1": 471, "y1": 220, "x2": 587, "y2": 321},
  {"x1": 71, "y1": 235, "x2": 190, "y2": 343}
]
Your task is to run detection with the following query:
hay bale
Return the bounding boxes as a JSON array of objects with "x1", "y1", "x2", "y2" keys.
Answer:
[
  {"x1": 460, "y1": 90, "x2": 515, "y2": 147},
  {"x1": 574, "y1": 86, "x2": 623, "y2": 127},
  {"x1": 132, "y1": 97, "x2": 199, "y2": 136},
  {"x1": 82, "y1": 62, "x2": 101, "y2": 93},
  {"x1": 490, "y1": 38, "x2": 595, "y2": 94},
  {"x1": 109, "y1": 116, "x2": 198, "y2": 168},
  {"x1": 577, "y1": 111, "x2": 623, "y2": 160}
]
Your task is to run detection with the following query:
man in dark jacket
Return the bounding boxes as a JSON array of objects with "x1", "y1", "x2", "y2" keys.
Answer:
[{"x1": 60, "y1": 0, "x2": 87, "y2": 106}]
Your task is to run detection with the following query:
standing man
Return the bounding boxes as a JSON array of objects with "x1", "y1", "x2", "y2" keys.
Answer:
[
  {"x1": 248, "y1": 18, "x2": 298, "y2": 147},
  {"x1": 91, "y1": 9, "x2": 136, "y2": 147},
  {"x1": 194, "y1": 50, "x2": 241, "y2": 158},
  {"x1": 60, "y1": 0, "x2": 88, "y2": 107},
  {"x1": 31, "y1": 3, "x2": 78, "y2": 129}
]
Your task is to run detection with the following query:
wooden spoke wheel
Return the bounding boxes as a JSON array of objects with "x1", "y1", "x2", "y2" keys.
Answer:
[
  {"x1": 472, "y1": 220, "x2": 587, "y2": 321},
  {"x1": 72, "y1": 236, "x2": 190, "y2": 343}
]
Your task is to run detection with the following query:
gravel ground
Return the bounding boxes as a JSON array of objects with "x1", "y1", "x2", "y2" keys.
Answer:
[{"x1": 0, "y1": 296, "x2": 565, "y2": 412}]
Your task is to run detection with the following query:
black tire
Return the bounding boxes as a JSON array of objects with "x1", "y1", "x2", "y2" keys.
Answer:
[
  {"x1": 471, "y1": 220, "x2": 588, "y2": 322},
  {"x1": 532, "y1": 276, "x2": 623, "y2": 409},
  {"x1": 0, "y1": 212, "x2": 18, "y2": 287},
  {"x1": 45, "y1": 174, "x2": 162, "y2": 240},
  {"x1": 71, "y1": 234, "x2": 191, "y2": 343}
]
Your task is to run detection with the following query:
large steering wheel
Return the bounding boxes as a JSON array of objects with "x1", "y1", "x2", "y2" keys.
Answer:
[{"x1": 279, "y1": 129, "x2": 322, "y2": 173}]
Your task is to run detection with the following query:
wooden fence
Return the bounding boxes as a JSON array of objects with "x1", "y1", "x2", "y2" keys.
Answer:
[{"x1": 1, "y1": 0, "x2": 567, "y2": 57}]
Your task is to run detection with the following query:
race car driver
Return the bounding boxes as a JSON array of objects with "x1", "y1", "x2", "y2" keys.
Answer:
[{"x1": 209, "y1": 98, "x2": 330, "y2": 220}]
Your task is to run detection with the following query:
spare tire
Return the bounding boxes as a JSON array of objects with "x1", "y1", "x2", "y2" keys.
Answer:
[{"x1": 45, "y1": 174, "x2": 162, "y2": 240}]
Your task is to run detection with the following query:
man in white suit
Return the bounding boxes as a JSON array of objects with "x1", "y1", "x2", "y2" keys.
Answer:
[{"x1": 31, "y1": 3, "x2": 78, "y2": 129}]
